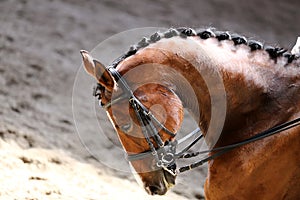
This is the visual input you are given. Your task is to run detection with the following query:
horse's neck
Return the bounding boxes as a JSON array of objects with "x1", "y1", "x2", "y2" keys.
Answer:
[
  {"x1": 218, "y1": 62, "x2": 300, "y2": 145},
  {"x1": 118, "y1": 36, "x2": 300, "y2": 146},
  {"x1": 177, "y1": 37, "x2": 300, "y2": 146}
]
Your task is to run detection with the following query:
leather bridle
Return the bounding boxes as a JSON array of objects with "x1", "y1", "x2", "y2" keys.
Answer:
[{"x1": 93, "y1": 67, "x2": 300, "y2": 175}]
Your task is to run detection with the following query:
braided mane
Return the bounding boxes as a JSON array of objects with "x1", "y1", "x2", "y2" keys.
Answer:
[{"x1": 109, "y1": 27, "x2": 299, "y2": 69}]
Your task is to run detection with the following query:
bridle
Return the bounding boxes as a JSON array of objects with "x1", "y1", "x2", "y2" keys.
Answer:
[{"x1": 93, "y1": 66, "x2": 300, "y2": 175}]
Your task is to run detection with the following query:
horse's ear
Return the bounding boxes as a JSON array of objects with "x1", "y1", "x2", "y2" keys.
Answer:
[
  {"x1": 93, "y1": 60, "x2": 115, "y2": 91},
  {"x1": 80, "y1": 50, "x2": 94, "y2": 76},
  {"x1": 80, "y1": 50, "x2": 115, "y2": 91}
]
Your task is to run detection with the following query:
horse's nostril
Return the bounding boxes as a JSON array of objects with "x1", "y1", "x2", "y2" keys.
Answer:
[
  {"x1": 145, "y1": 185, "x2": 165, "y2": 195},
  {"x1": 147, "y1": 185, "x2": 160, "y2": 195}
]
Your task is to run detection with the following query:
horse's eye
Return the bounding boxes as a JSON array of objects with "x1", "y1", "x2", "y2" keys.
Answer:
[{"x1": 121, "y1": 123, "x2": 132, "y2": 133}]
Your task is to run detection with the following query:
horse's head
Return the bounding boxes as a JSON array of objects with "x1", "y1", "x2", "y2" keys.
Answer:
[{"x1": 81, "y1": 50, "x2": 184, "y2": 195}]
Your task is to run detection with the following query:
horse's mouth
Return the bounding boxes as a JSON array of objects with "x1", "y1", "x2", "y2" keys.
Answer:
[{"x1": 145, "y1": 168, "x2": 177, "y2": 195}]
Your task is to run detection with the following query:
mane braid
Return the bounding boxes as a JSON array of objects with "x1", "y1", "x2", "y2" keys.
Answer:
[{"x1": 108, "y1": 27, "x2": 299, "y2": 69}]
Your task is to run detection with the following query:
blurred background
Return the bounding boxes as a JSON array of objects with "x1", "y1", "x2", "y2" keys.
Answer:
[{"x1": 0, "y1": 0, "x2": 299, "y2": 199}]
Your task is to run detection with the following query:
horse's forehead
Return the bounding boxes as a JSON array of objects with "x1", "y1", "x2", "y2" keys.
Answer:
[{"x1": 133, "y1": 84, "x2": 175, "y2": 105}]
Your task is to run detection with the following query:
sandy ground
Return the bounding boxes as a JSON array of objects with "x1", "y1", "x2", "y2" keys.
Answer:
[{"x1": 0, "y1": 0, "x2": 299, "y2": 199}]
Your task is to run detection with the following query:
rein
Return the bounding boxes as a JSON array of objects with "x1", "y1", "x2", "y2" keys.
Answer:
[{"x1": 94, "y1": 67, "x2": 300, "y2": 174}]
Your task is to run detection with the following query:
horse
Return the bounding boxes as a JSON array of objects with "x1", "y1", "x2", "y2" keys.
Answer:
[{"x1": 80, "y1": 28, "x2": 300, "y2": 199}]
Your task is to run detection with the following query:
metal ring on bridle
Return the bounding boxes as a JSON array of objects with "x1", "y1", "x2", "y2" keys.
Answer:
[{"x1": 161, "y1": 153, "x2": 174, "y2": 165}]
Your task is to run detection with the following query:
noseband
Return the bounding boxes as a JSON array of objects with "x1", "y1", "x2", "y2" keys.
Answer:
[{"x1": 93, "y1": 67, "x2": 300, "y2": 174}]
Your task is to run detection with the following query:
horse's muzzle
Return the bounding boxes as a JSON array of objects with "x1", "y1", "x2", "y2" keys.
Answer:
[
  {"x1": 145, "y1": 184, "x2": 167, "y2": 195},
  {"x1": 144, "y1": 167, "x2": 177, "y2": 195}
]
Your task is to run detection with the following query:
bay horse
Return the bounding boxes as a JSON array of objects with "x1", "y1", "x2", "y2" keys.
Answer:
[{"x1": 80, "y1": 28, "x2": 300, "y2": 199}]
